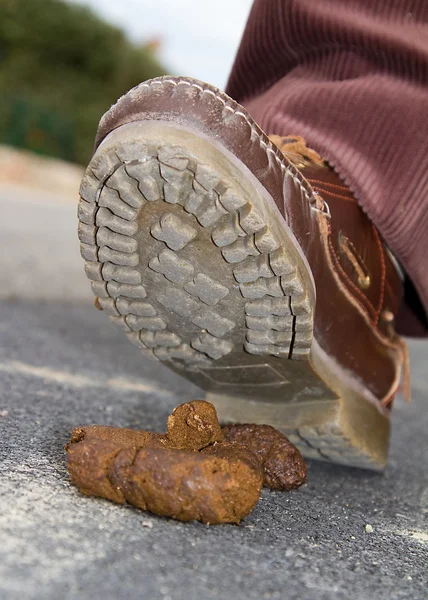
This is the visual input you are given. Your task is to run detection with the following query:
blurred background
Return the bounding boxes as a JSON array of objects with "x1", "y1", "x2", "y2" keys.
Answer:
[{"x1": 0, "y1": 0, "x2": 252, "y2": 302}]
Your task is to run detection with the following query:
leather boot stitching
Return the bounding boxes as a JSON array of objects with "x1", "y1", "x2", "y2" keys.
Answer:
[{"x1": 339, "y1": 233, "x2": 371, "y2": 290}]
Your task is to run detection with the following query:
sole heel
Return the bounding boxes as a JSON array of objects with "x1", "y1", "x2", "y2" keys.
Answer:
[{"x1": 207, "y1": 383, "x2": 389, "y2": 471}]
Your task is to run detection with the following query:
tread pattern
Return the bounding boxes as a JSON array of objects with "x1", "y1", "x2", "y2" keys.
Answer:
[
  {"x1": 285, "y1": 426, "x2": 382, "y2": 469},
  {"x1": 78, "y1": 138, "x2": 314, "y2": 368}
]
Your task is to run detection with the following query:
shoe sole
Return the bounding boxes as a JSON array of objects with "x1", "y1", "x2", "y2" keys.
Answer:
[{"x1": 78, "y1": 114, "x2": 390, "y2": 470}]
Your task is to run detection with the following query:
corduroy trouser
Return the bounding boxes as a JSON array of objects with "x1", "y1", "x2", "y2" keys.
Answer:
[{"x1": 226, "y1": 0, "x2": 428, "y2": 336}]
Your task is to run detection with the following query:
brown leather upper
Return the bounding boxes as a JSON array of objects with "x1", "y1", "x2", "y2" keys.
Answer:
[
  {"x1": 95, "y1": 76, "x2": 404, "y2": 404},
  {"x1": 270, "y1": 136, "x2": 404, "y2": 403},
  {"x1": 271, "y1": 135, "x2": 403, "y2": 337}
]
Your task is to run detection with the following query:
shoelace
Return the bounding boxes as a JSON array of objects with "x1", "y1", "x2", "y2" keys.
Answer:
[
  {"x1": 269, "y1": 134, "x2": 326, "y2": 168},
  {"x1": 269, "y1": 134, "x2": 330, "y2": 217},
  {"x1": 380, "y1": 335, "x2": 411, "y2": 408}
]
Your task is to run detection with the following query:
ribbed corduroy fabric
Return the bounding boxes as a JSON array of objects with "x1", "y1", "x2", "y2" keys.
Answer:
[{"x1": 226, "y1": 0, "x2": 428, "y2": 336}]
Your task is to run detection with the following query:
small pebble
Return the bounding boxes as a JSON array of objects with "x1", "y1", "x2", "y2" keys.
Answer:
[
  {"x1": 141, "y1": 520, "x2": 154, "y2": 529},
  {"x1": 365, "y1": 524, "x2": 374, "y2": 533}
]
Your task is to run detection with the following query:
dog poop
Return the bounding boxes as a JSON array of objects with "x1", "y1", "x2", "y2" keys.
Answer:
[
  {"x1": 66, "y1": 400, "x2": 306, "y2": 525},
  {"x1": 222, "y1": 423, "x2": 307, "y2": 490},
  {"x1": 166, "y1": 399, "x2": 223, "y2": 450}
]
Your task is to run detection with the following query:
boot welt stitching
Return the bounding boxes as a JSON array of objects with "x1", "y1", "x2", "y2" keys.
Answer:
[{"x1": 105, "y1": 77, "x2": 330, "y2": 219}]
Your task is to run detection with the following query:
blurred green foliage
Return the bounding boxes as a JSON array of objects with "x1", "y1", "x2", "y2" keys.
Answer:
[{"x1": 0, "y1": 0, "x2": 167, "y2": 163}]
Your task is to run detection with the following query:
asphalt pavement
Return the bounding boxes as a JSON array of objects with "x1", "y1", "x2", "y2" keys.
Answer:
[
  {"x1": 1, "y1": 299, "x2": 427, "y2": 600},
  {"x1": 0, "y1": 185, "x2": 90, "y2": 303}
]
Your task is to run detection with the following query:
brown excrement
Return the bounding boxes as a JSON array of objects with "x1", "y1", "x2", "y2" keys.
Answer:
[{"x1": 66, "y1": 400, "x2": 307, "y2": 524}]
